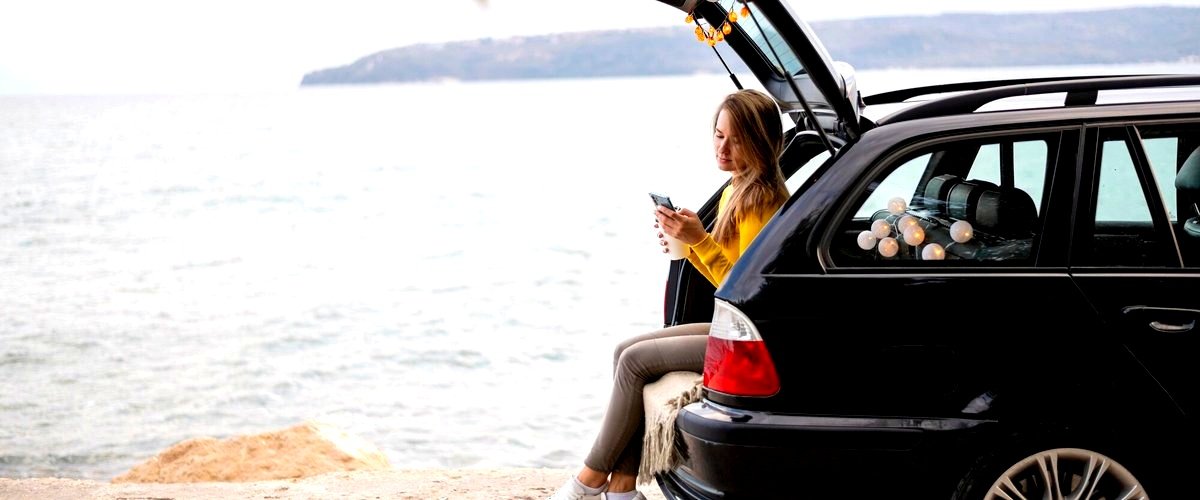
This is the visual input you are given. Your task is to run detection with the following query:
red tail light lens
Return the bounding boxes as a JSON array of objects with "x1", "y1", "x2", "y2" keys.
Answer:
[{"x1": 703, "y1": 299, "x2": 779, "y2": 397}]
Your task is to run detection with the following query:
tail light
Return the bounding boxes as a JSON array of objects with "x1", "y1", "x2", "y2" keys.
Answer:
[{"x1": 704, "y1": 299, "x2": 780, "y2": 397}]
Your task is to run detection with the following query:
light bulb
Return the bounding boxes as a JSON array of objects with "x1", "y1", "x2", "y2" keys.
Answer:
[
  {"x1": 903, "y1": 226, "x2": 925, "y2": 246},
  {"x1": 898, "y1": 215, "x2": 919, "y2": 232},
  {"x1": 887, "y1": 197, "x2": 907, "y2": 215},
  {"x1": 870, "y1": 219, "x2": 891, "y2": 239},
  {"x1": 856, "y1": 230, "x2": 877, "y2": 250},
  {"x1": 922, "y1": 243, "x2": 946, "y2": 260},
  {"x1": 950, "y1": 220, "x2": 974, "y2": 243},
  {"x1": 878, "y1": 237, "x2": 899, "y2": 257}
]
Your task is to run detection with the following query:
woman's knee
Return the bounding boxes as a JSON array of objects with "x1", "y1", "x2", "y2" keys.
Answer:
[
  {"x1": 612, "y1": 340, "x2": 633, "y2": 371},
  {"x1": 612, "y1": 334, "x2": 650, "y2": 371},
  {"x1": 614, "y1": 341, "x2": 659, "y2": 385}
]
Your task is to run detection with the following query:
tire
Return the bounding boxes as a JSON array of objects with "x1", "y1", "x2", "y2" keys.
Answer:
[{"x1": 952, "y1": 440, "x2": 1152, "y2": 500}]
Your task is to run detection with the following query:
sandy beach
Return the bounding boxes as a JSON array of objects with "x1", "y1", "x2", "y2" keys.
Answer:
[{"x1": 0, "y1": 469, "x2": 669, "y2": 500}]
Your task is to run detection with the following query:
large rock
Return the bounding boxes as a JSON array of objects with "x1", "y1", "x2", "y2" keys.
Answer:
[{"x1": 113, "y1": 421, "x2": 391, "y2": 483}]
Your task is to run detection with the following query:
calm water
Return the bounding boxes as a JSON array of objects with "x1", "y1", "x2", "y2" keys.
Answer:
[{"x1": 3, "y1": 63, "x2": 1198, "y2": 480}]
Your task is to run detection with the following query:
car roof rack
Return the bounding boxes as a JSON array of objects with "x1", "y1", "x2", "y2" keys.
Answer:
[
  {"x1": 875, "y1": 74, "x2": 1200, "y2": 125},
  {"x1": 863, "y1": 75, "x2": 1150, "y2": 106}
]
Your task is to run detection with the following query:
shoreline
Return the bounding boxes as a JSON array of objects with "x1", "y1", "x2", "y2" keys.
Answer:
[{"x1": 0, "y1": 468, "x2": 668, "y2": 500}]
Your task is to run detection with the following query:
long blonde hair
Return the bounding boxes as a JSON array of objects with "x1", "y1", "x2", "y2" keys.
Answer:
[{"x1": 711, "y1": 89, "x2": 789, "y2": 247}]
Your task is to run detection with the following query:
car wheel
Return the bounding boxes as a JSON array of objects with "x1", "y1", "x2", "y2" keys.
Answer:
[{"x1": 955, "y1": 447, "x2": 1150, "y2": 500}]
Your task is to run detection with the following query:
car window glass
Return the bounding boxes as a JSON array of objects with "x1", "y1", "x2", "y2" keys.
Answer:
[
  {"x1": 1085, "y1": 130, "x2": 1176, "y2": 267},
  {"x1": 1096, "y1": 139, "x2": 1153, "y2": 223},
  {"x1": 732, "y1": 1, "x2": 803, "y2": 77},
  {"x1": 853, "y1": 154, "x2": 929, "y2": 218},
  {"x1": 967, "y1": 141, "x2": 1048, "y2": 215},
  {"x1": 1135, "y1": 124, "x2": 1200, "y2": 268},
  {"x1": 786, "y1": 150, "x2": 831, "y2": 195},
  {"x1": 833, "y1": 133, "x2": 1054, "y2": 267},
  {"x1": 1142, "y1": 137, "x2": 1179, "y2": 221}
]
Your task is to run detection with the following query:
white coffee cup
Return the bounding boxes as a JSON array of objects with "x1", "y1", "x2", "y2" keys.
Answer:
[{"x1": 660, "y1": 233, "x2": 688, "y2": 260}]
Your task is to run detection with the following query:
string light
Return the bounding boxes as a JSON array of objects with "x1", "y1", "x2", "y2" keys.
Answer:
[
  {"x1": 858, "y1": 196, "x2": 975, "y2": 260},
  {"x1": 878, "y1": 237, "x2": 900, "y2": 258},
  {"x1": 685, "y1": 1, "x2": 744, "y2": 46},
  {"x1": 922, "y1": 244, "x2": 946, "y2": 261}
]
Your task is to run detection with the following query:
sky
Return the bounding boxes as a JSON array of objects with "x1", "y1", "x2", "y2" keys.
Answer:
[{"x1": 1, "y1": 0, "x2": 1198, "y2": 95}]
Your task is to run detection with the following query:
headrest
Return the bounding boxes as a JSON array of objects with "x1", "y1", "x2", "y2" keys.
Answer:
[
  {"x1": 946, "y1": 179, "x2": 998, "y2": 221},
  {"x1": 973, "y1": 186, "x2": 1037, "y2": 237},
  {"x1": 1178, "y1": 146, "x2": 1200, "y2": 195},
  {"x1": 922, "y1": 174, "x2": 961, "y2": 215}
]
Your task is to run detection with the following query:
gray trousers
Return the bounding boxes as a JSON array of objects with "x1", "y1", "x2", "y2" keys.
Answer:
[{"x1": 583, "y1": 322, "x2": 710, "y2": 475}]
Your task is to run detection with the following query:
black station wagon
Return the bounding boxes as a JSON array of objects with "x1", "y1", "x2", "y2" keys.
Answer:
[{"x1": 650, "y1": 1, "x2": 1200, "y2": 498}]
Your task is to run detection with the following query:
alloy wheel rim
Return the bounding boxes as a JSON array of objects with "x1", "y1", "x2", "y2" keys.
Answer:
[{"x1": 984, "y1": 447, "x2": 1148, "y2": 500}]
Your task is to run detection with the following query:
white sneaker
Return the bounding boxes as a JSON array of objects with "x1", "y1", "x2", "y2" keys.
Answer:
[
  {"x1": 601, "y1": 492, "x2": 647, "y2": 500},
  {"x1": 547, "y1": 477, "x2": 606, "y2": 500}
]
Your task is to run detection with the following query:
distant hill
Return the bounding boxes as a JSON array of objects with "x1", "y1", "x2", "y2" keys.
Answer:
[{"x1": 300, "y1": 7, "x2": 1200, "y2": 86}]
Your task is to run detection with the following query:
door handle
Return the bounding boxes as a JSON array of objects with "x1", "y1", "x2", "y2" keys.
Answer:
[
  {"x1": 1149, "y1": 320, "x2": 1195, "y2": 333},
  {"x1": 1122, "y1": 306, "x2": 1199, "y2": 333}
]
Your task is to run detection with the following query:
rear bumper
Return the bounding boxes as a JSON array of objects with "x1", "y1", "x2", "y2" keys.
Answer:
[{"x1": 657, "y1": 401, "x2": 995, "y2": 500}]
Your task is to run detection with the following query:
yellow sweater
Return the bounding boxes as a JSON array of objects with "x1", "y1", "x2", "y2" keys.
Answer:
[{"x1": 686, "y1": 185, "x2": 780, "y2": 287}]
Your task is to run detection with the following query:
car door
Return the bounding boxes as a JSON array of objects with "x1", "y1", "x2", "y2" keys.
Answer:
[{"x1": 1070, "y1": 123, "x2": 1200, "y2": 421}]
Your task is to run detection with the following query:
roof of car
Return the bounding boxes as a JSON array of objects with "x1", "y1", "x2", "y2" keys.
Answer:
[{"x1": 871, "y1": 74, "x2": 1200, "y2": 126}]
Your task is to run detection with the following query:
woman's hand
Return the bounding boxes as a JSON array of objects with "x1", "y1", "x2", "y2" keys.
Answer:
[{"x1": 655, "y1": 206, "x2": 707, "y2": 245}]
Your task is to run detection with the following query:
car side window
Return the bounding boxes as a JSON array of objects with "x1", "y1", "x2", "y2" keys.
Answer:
[
  {"x1": 833, "y1": 133, "x2": 1055, "y2": 266},
  {"x1": 853, "y1": 154, "x2": 929, "y2": 218},
  {"x1": 786, "y1": 150, "x2": 831, "y2": 196},
  {"x1": 966, "y1": 140, "x2": 1048, "y2": 215},
  {"x1": 1135, "y1": 124, "x2": 1200, "y2": 267},
  {"x1": 1083, "y1": 129, "x2": 1177, "y2": 267}
]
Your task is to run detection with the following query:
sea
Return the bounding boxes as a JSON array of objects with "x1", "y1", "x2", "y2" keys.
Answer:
[{"x1": 2, "y1": 62, "x2": 1198, "y2": 480}]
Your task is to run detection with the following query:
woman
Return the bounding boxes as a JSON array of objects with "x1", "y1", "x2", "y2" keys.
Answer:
[{"x1": 549, "y1": 89, "x2": 791, "y2": 500}]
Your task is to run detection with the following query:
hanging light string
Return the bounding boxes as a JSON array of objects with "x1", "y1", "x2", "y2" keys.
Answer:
[
  {"x1": 684, "y1": 1, "x2": 838, "y2": 155},
  {"x1": 689, "y1": 4, "x2": 745, "y2": 89},
  {"x1": 685, "y1": 2, "x2": 744, "y2": 46}
]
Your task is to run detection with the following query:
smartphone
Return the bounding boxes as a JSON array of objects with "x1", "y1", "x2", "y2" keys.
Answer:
[{"x1": 649, "y1": 192, "x2": 677, "y2": 211}]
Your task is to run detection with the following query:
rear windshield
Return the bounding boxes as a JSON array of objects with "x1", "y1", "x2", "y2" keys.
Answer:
[{"x1": 720, "y1": 0, "x2": 804, "y2": 78}]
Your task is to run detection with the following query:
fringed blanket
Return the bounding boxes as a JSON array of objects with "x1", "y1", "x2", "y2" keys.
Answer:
[{"x1": 637, "y1": 370, "x2": 703, "y2": 484}]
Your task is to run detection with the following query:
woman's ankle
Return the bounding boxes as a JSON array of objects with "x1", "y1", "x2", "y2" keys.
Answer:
[
  {"x1": 577, "y1": 466, "x2": 609, "y2": 489},
  {"x1": 606, "y1": 471, "x2": 636, "y2": 492}
]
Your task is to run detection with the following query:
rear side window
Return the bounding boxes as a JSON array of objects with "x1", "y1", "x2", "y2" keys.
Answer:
[
  {"x1": 832, "y1": 133, "x2": 1058, "y2": 267},
  {"x1": 966, "y1": 140, "x2": 1049, "y2": 215}
]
